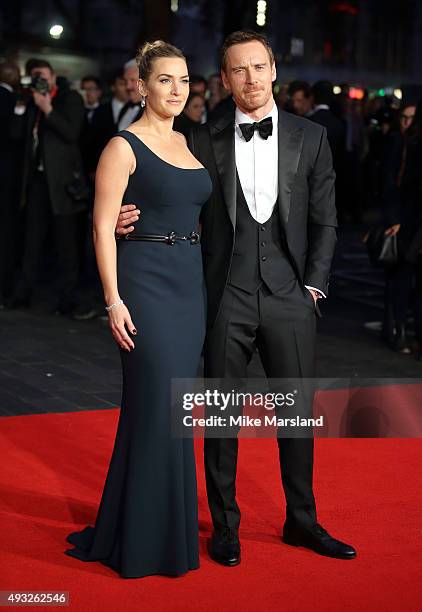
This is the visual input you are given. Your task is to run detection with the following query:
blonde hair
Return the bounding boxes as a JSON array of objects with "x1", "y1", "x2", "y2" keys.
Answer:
[{"x1": 136, "y1": 40, "x2": 186, "y2": 81}]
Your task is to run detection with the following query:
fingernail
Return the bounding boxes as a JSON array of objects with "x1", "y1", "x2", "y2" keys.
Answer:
[{"x1": 132, "y1": 329, "x2": 137, "y2": 335}]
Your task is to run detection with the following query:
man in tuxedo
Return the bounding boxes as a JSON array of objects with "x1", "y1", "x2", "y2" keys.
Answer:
[
  {"x1": 93, "y1": 72, "x2": 128, "y2": 153},
  {"x1": 308, "y1": 80, "x2": 346, "y2": 160},
  {"x1": 115, "y1": 30, "x2": 356, "y2": 565},
  {"x1": 80, "y1": 76, "x2": 104, "y2": 179},
  {"x1": 308, "y1": 80, "x2": 347, "y2": 221},
  {"x1": 117, "y1": 59, "x2": 144, "y2": 131}
]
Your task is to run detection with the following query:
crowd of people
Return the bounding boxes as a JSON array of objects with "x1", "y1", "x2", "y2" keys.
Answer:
[
  {"x1": 0, "y1": 56, "x2": 421, "y2": 358},
  {"x1": 280, "y1": 79, "x2": 422, "y2": 358}
]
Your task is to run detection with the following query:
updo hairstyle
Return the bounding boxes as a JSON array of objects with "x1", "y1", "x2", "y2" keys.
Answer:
[{"x1": 136, "y1": 40, "x2": 186, "y2": 81}]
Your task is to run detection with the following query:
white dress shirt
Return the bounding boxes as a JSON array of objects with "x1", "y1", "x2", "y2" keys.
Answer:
[
  {"x1": 85, "y1": 101, "x2": 99, "y2": 123},
  {"x1": 234, "y1": 101, "x2": 325, "y2": 299},
  {"x1": 307, "y1": 104, "x2": 330, "y2": 117},
  {"x1": 235, "y1": 102, "x2": 278, "y2": 224},
  {"x1": 111, "y1": 97, "x2": 125, "y2": 124},
  {"x1": 118, "y1": 104, "x2": 141, "y2": 131},
  {"x1": 0, "y1": 82, "x2": 13, "y2": 93}
]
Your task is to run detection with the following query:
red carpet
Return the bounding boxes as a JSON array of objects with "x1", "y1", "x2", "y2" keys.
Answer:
[{"x1": 1, "y1": 409, "x2": 421, "y2": 611}]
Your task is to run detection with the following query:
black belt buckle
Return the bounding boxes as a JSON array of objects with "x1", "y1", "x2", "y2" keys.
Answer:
[
  {"x1": 189, "y1": 231, "x2": 200, "y2": 245},
  {"x1": 166, "y1": 231, "x2": 176, "y2": 245}
]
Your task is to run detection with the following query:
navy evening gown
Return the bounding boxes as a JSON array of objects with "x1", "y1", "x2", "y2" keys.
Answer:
[{"x1": 64, "y1": 129, "x2": 212, "y2": 578}]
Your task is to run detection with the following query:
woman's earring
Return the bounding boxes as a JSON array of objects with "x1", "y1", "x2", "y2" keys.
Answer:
[{"x1": 140, "y1": 96, "x2": 146, "y2": 108}]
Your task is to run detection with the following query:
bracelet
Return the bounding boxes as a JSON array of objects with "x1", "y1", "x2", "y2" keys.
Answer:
[{"x1": 105, "y1": 299, "x2": 123, "y2": 312}]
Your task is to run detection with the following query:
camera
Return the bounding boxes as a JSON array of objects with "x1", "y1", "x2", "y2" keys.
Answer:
[
  {"x1": 31, "y1": 73, "x2": 50, "y2": 95},
  {"x1": 16, "y1": 74, "x2": 50, "y2": 104}
]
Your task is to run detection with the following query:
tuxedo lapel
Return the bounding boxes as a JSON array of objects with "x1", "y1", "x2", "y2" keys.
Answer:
[
  {"x1": 277, "y1": 109, "x2": 304, "y2": 227},
  {"x1": 209, "y1": 112, "x2": 237, "y2": 229}
]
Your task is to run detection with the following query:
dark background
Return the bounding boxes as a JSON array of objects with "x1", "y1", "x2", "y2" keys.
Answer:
[{"x1": 1, "y1": 0, "x2": 421, "y2": 86}]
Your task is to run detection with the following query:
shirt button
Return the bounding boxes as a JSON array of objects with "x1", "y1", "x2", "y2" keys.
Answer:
[
  {"x1": 261, "y1": 241, "x2": 266, "y2": 247},
  {"x1": 261, "y1": 256, "x2": 267, "y2": 261},
  {"x1": 260, "y1": 226, "x2": 266, "y2": 231}
]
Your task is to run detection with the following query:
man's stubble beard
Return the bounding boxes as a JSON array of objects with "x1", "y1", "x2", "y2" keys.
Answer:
[{"x1": 235, "y1": 89, "x2": 273, "y2": 113}]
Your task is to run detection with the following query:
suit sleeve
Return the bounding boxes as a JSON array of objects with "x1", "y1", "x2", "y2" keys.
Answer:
[
  {"x1": 44, "y1": 90, "x2": 85, "y2": 144},
  {"x1": 304, "y1": 126, "x2": 338, "y2": 296}
]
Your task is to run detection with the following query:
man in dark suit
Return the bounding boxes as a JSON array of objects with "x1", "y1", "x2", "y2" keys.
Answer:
[
  {"x1": 117, "y1": 59, "x2": 144, "y2": 131},
  {"x1": 308, "y1": 81, "x2": 347, "y2": 221},
  {"x1": 115, "y1": 30, "x2": 356, "y2": 565},
  {"x1": 11, "y1": 59, "x2": 87, "y2": 315},
  {"x1": 0, "y1": 61, "x2": 22, "y2": 307},
  {"x1": 308, "y1": 81, "x2": 346, "y2": 161},
  {"x1": 80, "y1": 75, "x2": 104, "y2": 180},
  {"x1": 93, "y1": 71, "x2": 129, "y2": 155}
]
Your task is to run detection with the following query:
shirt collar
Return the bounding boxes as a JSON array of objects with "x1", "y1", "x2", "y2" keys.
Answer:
[
  {"x1": 312, "y1": 104, "x2": 329, "y2": 112},
  {"x1": 86, "y1": 101, "x2": 100, "y2": 110},
  {"x1": 235, "y1": 100, "x2": 278, "y2": 138},
  {"x1": 0, "y1": 82, "x2": 13, "y2": 93}
]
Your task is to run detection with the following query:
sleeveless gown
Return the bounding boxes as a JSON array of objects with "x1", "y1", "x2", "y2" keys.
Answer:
[{"x1": 64, "y1": 130, "x2": 213, "y2": 578}]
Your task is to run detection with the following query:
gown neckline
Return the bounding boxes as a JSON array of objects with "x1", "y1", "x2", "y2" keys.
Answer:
[{"x1": 121, "y1": 130, "x2": 207, "y2": 172}]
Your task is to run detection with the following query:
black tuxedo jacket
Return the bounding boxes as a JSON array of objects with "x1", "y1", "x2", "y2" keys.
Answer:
[
  {"x1": 309, "y1": 108, "x2": 346, "y2": 169},
  {"x1": 93, "y1": 101, "x2": 119, "y2": 154},
  {"x1": 189, "y1": 107, "x2": 338, "y2": 328},
  {"x1": 0, "y1": 86, "x2": 21, "y2": 186}
]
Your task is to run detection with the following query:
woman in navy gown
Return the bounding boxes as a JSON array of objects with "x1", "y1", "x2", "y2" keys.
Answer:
[{"x1": 64, "y1": 41, "x2": 212, "y2": 578}]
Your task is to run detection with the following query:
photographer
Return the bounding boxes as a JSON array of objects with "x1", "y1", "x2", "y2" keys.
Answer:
[{"x1": 11, "y1": 59, "x2": 88, "y2": 316}]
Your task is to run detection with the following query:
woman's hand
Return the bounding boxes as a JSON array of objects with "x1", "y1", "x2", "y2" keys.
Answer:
[
  {"x1": 107, "y1": 302, "x2": 137, "y2": 351},
  {"x1": 384, "y1": 224, "x2": 401, "y2": 236}
]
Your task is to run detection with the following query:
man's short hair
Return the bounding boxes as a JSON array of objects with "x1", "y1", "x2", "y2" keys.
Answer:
[
  {"x1": 311, "y1": 80, "x2": 334, "y2": 106},
  {"x1": 109, "y1": 70, "x2": 125, "y2": 87},
  {"x1": 81, "y1": 75, "x2": 102, "y2": 89},
  {"x1": 288, "y1": 80, "x2": 311, "y2": 98},
  {"x1": 25, "y1": 58, "x2": 53, "y2": 75},
  {"x1": 220, "y1": 29, "x2": 275, "y2": 71},
  {"x1": 189, "y1": 75, "x2": 207, "y2": 87},
  {"x1": 112, "y1": 70, "x2": 125, "y2": 81},
  {"x1": 0, "y1": 61, "x2": 20, "y2": 85},
  {"x1": 124, "y1": 58, "x2": 137, "y2": 71}
]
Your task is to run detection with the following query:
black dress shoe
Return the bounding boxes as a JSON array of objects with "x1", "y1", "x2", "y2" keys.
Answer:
[
  {"x1": 282, "y1": 522, "x2": 356, "y2": 559},
  {"x1": 209, "y1": 527, "x2": 241, "y2": 566}
]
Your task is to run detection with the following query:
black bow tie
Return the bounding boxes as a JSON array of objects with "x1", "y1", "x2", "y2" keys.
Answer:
[
  {"x1": 117, "y1": 100, "x2": 138, "y2": 122},
  {"x1": 238, "y1": 116, "x2": 273, "y2": 142}
]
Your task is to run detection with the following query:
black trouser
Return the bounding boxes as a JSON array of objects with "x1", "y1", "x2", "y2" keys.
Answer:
[
  {"x1": 384, "y1": 260, "x2": 414, "y2": 327},
  {"x1": 0, "y1": 172, "x2": 19, "y2": 300},
  {"x1": 413, "y1": 261, "x2": 422, "y2": 342},
  {"x1": 203, "y1": 278, "x2": 318, "y2": 533},
  {"x1": 16, "y1": 170, "x2": 80, "y2": 308}
]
